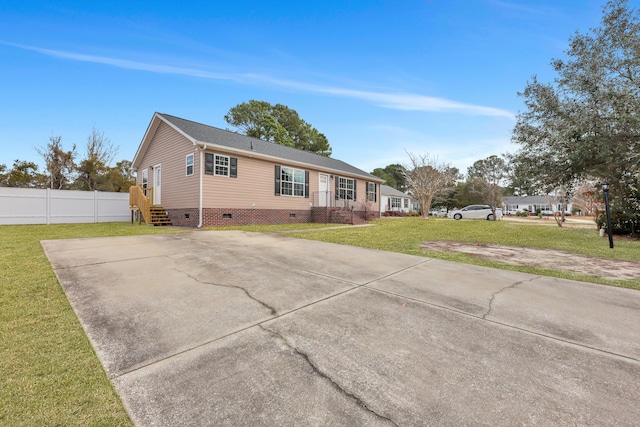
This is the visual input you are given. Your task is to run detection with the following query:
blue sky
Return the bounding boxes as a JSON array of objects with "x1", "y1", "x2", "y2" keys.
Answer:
[{"x1": 0, "y1": 0, "x2": 619, "y2": 175}]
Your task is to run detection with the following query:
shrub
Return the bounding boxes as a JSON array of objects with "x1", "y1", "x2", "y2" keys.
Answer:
[
  {"x1": 596, "y1": 211, "x2": 640, "y2": 236},
  {"x1": 516, "y1": 210, "x2": 530, "y2": 217}
]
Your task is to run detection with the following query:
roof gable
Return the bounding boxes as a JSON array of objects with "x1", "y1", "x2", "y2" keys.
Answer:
[{"x1": 133, "y1": 113, "x2": 383, "y2": 182}]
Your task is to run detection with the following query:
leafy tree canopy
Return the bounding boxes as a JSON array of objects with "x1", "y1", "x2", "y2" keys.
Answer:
[
  {"x1": 370, "y1": 164, "x2": 408, "y2": 191},
  {"x1": 466, "y1": 155, "x2": 507, "y2": 219},
  {"x1": 511, "y1": 0, "x2": 640, "y2": 231},
  {"x1": 36, "y1": 135, "x2": 76, "y2": 189},
  {"x1": 224, "y1": 100, "x2": 332, "y2": 156},
  {"x1": 4, "y1": 159, "x2": 45, "y2": 188}
]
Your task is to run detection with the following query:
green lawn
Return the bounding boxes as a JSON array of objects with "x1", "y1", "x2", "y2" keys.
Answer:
[
  {"x1": 285, "y1": 217, "x2": 640, "y2": 290},
  {"x1": 0, "y1": 223, "x2": 184, "y2": 426},
  {"x1": 2, "y1": 219, "x2": 638, "y2": 425}
]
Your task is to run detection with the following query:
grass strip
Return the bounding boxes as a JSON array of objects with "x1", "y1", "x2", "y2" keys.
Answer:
[
  {"x1": 0, "y1": 223, "x2": 183, "y2": 426},
  {"x1": 286, "y1": 218, "x2": 640, "y2": 290}
]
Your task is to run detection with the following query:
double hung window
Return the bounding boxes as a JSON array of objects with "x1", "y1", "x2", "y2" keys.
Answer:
[
  {"x1": 205, "y1": 153, "x2": 237, "y2": 178},
  {"x1": 186, "y1": 154, "x2": 194, "y2": 176},
  {"x1": 215, "y1": 154, "x2": 229, "y2": 176},
  {"x1": 366, "y1": 182, "x2": 377, "y2": 202},
  {"x1": 338, "y1": 177, "x2": 355, "y2": 200},
  {"x1": 281, "y1": 166, "x2": 305, "y2": 197}
]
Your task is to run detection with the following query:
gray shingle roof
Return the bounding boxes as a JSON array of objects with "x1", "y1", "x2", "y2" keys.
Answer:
[
  {"x1": 158, "y1": 113, "x2": 381, "y2": 181},
  {"x1": 380, "y1": 184, "x2": 409, "y2": 197}
]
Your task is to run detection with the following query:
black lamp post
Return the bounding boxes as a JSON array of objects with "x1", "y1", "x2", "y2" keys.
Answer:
[{"x1": 602, "y1": 181, "x2": 614, "y2": 249}]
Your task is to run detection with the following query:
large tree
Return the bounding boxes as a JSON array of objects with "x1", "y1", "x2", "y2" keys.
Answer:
[
  {"x1": 102, "y1": 159, "x2": 136, "y2": 192},
  {"x1": 404, "y1": 152, "x2": 459, "y2": 220},
  {"x1": 36, "y1": 135, "x2": 76, "y2": 189},
  {"x1": 0, "y1": 164, "x2": 8, "y2": 186},
  {"x1": 467, "y1": 155, "x2": 507, "y2": 221},
  {"x1": 451, "y1": 181, "x2": 485, "y2": 208},
  {"x1": 76, "y1": 127, "x2": 118, "y2": 191},
  {"x1": 370, "y1": 164, "x2": 408, "y2": 191},
  {"x1": 511, "y1": 0, "x2": 640, "y2": 232},
  {"x1": 5, "y1": 160, "x2": 45, "y2": 188},
  {"x1": 224, "y1": 100, "x2": 332, "y2": 156}
]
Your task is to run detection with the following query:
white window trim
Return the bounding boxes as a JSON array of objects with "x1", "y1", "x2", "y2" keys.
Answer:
[
  {"x1": 215, "y1": 154, "x2": 230, "y2": 177},
  {"x1": 142, "y1": 168, "x2": 148, "y2": 188},
  {"x1": 280, "y1": 166, "x2": 305, "y2": 197},
  {"x1": 186, "y1": 153, "x2": 194, "y2": 176},
  {"x1": 338, "y1": 177, "x2": 355, "y2": 200}
]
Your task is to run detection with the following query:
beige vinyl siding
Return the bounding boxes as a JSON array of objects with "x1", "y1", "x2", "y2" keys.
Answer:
[
  {"x1": 202, "y1": 154, "x2": 308, "y2": 209},
  {"x1": 201, "y1": 151, "x2": 376, "y2": 210},
  {"x1": 135, "y1": 122, "x2": 199, "y2": 209}
]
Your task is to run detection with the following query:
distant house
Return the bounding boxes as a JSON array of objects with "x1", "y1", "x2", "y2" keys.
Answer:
[
  {"x1": 503, "y1": 195, "x2": 573, "y2": 216},
  {"x1": 380, "y1": 185, "x2": 417, "y2": 215},
  {"x1": 130, "y1": 113, "x2": 383, "y2": 227}
]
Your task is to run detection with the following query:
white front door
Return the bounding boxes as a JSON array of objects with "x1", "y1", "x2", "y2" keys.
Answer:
[
  {"x1": 153, "y1": 164, "x2": 162, "y2": 205},
  {"x1": 318, "y1": 173, "x2": 329, "y2": 207}
]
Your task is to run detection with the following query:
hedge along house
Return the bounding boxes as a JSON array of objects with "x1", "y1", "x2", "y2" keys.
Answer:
[{"x1": 130, "y1": 113, "x2": 383, "y2": 227}]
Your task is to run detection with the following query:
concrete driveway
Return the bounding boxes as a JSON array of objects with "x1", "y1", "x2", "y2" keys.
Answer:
[{"x1": 42, "y1": 230, "x2": 640, "y2": 426}]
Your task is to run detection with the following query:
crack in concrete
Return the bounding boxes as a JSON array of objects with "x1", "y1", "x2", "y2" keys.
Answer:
[
  {"x1": 179, "y1": 269, "x2": 277, "y2": 316},
  {"x1": 483, "y1": 276, "x2": 541, "y2": 319},
  {"x1": 259, "y1": 325, "x2": 399, "y2": 427}
]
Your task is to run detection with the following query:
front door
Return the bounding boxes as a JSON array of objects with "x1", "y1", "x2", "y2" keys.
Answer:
[
  {"x1": 153, "y1": 164, "x2": 161, "y2": 205},
  {"x1": 319, "y1": 173, "x2": 329, "y2": 207}
]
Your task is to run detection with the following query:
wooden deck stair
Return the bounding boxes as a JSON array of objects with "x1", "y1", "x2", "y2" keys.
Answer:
[
  {"x1": 148, "y1": 206, "x2": 172, "y2": 226},
  {"x1": 129, "y1": 185, "x2": 172, "y2": 226}
]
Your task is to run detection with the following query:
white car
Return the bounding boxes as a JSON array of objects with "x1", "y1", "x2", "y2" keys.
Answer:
[{"x1": 448, "y1": 205, "x2": 503, "y2": 220}]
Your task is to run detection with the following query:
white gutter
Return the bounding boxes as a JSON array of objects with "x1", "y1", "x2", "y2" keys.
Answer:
[{"x1": 198, "y1": 146, "x2": 204, "y2": 228}]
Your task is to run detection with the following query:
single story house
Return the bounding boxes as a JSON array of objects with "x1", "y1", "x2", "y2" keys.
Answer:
[
  {"x1": 503, "y1": 195, "x2": 573, "y2": 216},
  {"x1": 130, "y1": 113, "x2": 383, "y2": 227},
  {"x1": 380, "y1": 185, "x2": 418, "y2": 215}
]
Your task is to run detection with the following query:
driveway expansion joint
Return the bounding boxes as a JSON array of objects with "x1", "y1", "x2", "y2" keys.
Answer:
[{"x1": 259, "y1": 325, "x2": 399, "y2": 427}]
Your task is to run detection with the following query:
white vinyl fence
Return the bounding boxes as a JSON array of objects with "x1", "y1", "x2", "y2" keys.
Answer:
[{"x1": 0, "y1": 187, "x2": 130, "y2": 225}]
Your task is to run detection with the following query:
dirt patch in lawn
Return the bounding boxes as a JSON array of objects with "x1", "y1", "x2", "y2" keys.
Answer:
[{"x1": 421, "y1": 241, "x2": 640, "y2": 280}]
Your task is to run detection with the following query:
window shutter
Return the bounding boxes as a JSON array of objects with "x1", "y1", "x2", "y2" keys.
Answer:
[
  {"x1": 274, "y1": 165, "x2": 281, "y2": 196},
  {"x1": 230, "y1": 157, "x2": 237, "y2": 178},
  {"x1": 205, "y1": 153, "x2": 214, "y2": 175},
  {"x1": 335, "y1": 176, "x2": 340, "y2": 199},
  {"x1": 353, "y1": 180, "x2": 357, "y2": 201},
  {"x1": 304, "y1": 170, "x2": 309, "y2": 198},
  {"x1": 374, "y1": 183, "x2": 377, "y2": 202}
]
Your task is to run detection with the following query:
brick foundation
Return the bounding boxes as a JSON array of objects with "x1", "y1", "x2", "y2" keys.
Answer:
[
  {"x1": 166, "y1": 208, "x2": 200, "y2": 227},
  {"x1": 166, "y1": 207, "x2": 378, "y2": 227},
  {"x1": 166, "y1": 208, "x2": 311, "y2": 227}
]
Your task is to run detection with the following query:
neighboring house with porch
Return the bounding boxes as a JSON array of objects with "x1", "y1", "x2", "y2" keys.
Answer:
[
  {"x1": 380, "y1": 185, "x2": 417, "y2": 215},
  {"x1": 503, "y1": 195, "x2": 573, "y2": 216},
  {"x1": 130, "y1": 113, "x2": 383, "y2": 227}
]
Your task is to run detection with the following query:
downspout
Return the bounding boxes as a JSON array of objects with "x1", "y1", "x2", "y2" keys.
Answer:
[{"x1": 198, "y1": 146, "x2": 204, "y2": 228}]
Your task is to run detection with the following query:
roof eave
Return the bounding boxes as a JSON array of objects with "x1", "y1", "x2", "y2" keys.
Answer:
[{"x1": 198, "y1": 140, "x2": 383, "y2": 182}]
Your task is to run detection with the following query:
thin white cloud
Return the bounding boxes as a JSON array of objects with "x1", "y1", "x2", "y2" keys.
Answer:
[{"x1": 5, "y1": 42, "x2": 515, "y2": 119}]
